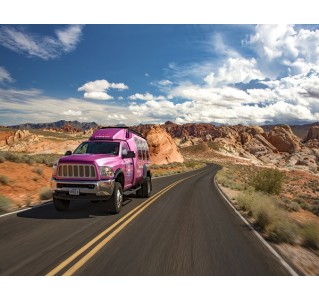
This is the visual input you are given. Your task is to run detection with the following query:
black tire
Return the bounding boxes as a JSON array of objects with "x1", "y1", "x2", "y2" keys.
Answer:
[
  {"x1": 141, "y1": 176, "x2": 152, "y2": 198},
  {"x1": 53, "y1": 198, "x2": 70, "y2": 211},
  {"x1": 108, "y1": 182, "x2": 123, "y2": 214}
]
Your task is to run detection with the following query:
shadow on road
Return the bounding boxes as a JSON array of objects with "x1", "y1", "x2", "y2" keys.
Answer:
[{"x1": 17, "y1": 197, "x2": 134, "y2": 220}]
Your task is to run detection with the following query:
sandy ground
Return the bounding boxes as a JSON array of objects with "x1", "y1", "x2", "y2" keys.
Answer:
[{"x1": 0, "y1": 161, "x2": 52, "y2": 207}]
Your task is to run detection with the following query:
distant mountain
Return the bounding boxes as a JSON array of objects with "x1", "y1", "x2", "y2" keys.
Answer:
[
  {"x1": 7, "y1": 119, "x2": 319, "y2": 140},
  {"x1": 8, "y1": 120, "x2": 99, "y2": 131}
]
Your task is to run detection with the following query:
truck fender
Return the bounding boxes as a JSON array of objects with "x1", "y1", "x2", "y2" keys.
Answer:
[{"x1": 114, "y1": 168, "x2": 125, "y2": 188}]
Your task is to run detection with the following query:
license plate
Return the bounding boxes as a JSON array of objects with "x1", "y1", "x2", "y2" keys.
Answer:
[{"x1": 69, "y1": 188, "x2": 80, "y2": 196}]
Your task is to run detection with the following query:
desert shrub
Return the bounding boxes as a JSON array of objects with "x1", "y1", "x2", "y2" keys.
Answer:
[
  {"x1": 216, "y1": 167, "x2": 243, "y2": 190},
  {"x1": 0, "y1": 155, "x2": 5, "y2": 163},
  {"x1": 0, "y1": 152, "x2": 60, "y2": 167},
  {"x1": 251, "y1": 194, "x2": 277, "y2": 230},
  {"x1": 39, "y1": 188, "x2": 52, "y2": 200},
  {"x1": 3, "y1": 152, "x2": 22, "y2": 163},
  {"x1": 236, "y1": 192, "x2": 255, "y2": 214},
  {"x1": 252, "y1": 168, "x2": 285, "y2": 194},
  {"x1": 300, "y1": 222, "x2": 319, "y2": 249},
  {"x1": 287, "y1": 201, "x2": 301, "y2": 212},
  {"x1": 33, "y1": 167, "x2": 43, "y2": 175},
  {"x1": 0, "y1": 175, "x2": 9, "y2": 185},
  {"x1": 0, "y1": 195, "x2": 12, "y2": 213},
  {"x1": 208, "y1": 141, "x2": 220, "y2": 151},
  {"x1": 265, "y1": 216, "x2": 298, "y2": 244}
]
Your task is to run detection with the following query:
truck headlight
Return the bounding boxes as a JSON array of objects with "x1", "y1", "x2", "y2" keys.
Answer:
[
  {"x1": 52, "y1": 161, "x2": 58, "y2": 177},
  {"x1": 99, "y1": 166, "x2": 114, "y2": 177}
]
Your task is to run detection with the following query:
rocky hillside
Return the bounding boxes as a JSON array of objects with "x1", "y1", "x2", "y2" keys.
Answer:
[{"x1": 133, "y1": 122, "x2": 319, "y2": 173}]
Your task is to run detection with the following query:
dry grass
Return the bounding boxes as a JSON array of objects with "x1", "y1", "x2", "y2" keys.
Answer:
[
  {"x1": 0, "y1": 195, "x2": 12, "y2": 213},
  {"x1": 217, "y1": 164, "x2": 318, "y2": 248}
]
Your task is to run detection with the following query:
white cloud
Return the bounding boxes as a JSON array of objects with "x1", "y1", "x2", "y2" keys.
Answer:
[
  {"x1": 0, "y1": 25, "x2": 83, "y2": 60},
  {"x1": 247, "y1": 25, "x2": 319, "y2": 76},
  {"x1": 78, "y1": 79, "x2": 128, "y2": 100},
  {"x1": 158, "y1": 79, "x2": 172, "y2": 86},
  {"x1": 62, "y1": 110, "x2": 82, "y2": 116},
  {"x1": 0, "y1": 87, "x2": 136, "y2": 126},
  {"x1": 170, "y1": 84, "x2": 252, "y2": 106},
  {"x1": 0, "y1": 66, "x2": 13, "y2": 83},
  {"x1": 128, "y1": 92, "x2": 166, "y2": 101},
  {"x1": 127, "y1": 69, "x2": 319, "y2": 125},
  {"x1": 204, "y1": 57, "x2": 264, "y2": 86},
  {"x1": 55, "y1": 25, "x2": 83, "y2": 52}
]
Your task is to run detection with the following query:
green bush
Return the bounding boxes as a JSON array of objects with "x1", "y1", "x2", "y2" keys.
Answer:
[
  {"x1": 300, "y1": 222, "x2": 319, "y2": 249},
  {"x1": 0, "y1": 156, "x2": 5, "y2": 163},
  {"x1": 39, "y1": 188, "x2": 52, "y2": 200},
  {"x1": 0, "y1": 195, "x2": 12, "y2": 213},
  {"x1": 0, "y1": 175, "x2": 9, "y2": 185},
  {"x1": 252, "y1": 168, "x2": 285, "y2": 194}
]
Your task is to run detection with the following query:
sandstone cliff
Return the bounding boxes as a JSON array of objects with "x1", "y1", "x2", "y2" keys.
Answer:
[{"x1": 145, "y1": 125, "x2": 184, "y2": 165}]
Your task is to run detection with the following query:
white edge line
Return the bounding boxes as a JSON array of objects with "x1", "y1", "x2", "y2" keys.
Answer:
[
  {"x1": 214, "y1": 177, "x2": 299, "y2": 276},
  {"x1": 0, "y1": 201, "x2": 52, "y2": 219}
]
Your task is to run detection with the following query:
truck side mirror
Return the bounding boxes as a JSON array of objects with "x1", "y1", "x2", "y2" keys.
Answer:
[
  {"x1": 65, "y1": 150, "x2": 72, "y2": 156},
  {"x1": 123, "y1": 151, "x2": 135, "y2": 159}
]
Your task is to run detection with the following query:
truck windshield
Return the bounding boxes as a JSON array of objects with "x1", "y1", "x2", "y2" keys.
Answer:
[{"x1": 74, "y1": 142, "x2": 120, "y2": 155}]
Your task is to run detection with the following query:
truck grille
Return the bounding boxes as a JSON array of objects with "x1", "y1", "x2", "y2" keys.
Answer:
[{"x1": 57, "y1": 164, "x2": 97, "y2": 179}]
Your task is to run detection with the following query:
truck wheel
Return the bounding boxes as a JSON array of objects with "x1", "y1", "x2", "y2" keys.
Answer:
[
  {"x1": 142, "y1": 176, "x2": 152, "y2": 198},
  {"x1": 108, "y1": 182, "x2": 123, "y2": 214},
  {"x1": 53, "y1": 198, "x2": 70, "y2": 211}
]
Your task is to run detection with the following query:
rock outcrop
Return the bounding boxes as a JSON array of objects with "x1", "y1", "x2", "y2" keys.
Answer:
[
  {"x1": 305, "y1": 125, "x2": 319, "y2": 141},
  {"x1": 263, "y1": 125, "x2": 301, "y2": 154},
  {"x1": 0, "y1": 130, "x2": 39, "y2": 151},
  {"x1": 145, "y1": 125, "x2": 184, "y2": 165}
]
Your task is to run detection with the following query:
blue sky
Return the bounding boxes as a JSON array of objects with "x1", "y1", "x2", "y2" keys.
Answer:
[{"x1": 0, "y1": 24, "x2": 319, "y2": 126}]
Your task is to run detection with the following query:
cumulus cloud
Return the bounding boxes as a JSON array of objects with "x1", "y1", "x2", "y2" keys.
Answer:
[
  {"x1": 204, "y1": 57, "x2": 265, "y2": 86},
  {"x1": 0, "y1": 25, "x2": 83, "y2": 60},
  {"x1": 128, "y1": 69, "x2": 319, "y2": 125},
  {"x1": 247, "y1": 24, "x2": 319, "y2": 76},
  {"x1": 0, "y1": 66, "x2": 13, "y2": 83},
  {"x1": 78, "y1": 79, "x2": 128, "y2": 100},
  {"x1": 128, "y1": 92, "x2": 166, "y2": 101}
]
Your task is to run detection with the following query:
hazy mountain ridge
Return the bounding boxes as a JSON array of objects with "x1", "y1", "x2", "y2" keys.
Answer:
[
  {"x1": 8, "y1": 120, "x2": 99, "y2": 131},
  {"x1": 6, "y1": 119, "x2": 319, "y2": 140}
]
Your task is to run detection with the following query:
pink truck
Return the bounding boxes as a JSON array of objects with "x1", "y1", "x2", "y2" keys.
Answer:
[{"x1": 50, "y1": 127, "x2": 152, "y2": 214}]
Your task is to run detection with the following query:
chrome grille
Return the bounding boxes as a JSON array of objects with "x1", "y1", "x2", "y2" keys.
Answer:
[{"x1": 58, "y1": 164, "x2": 96, "y2": 179}]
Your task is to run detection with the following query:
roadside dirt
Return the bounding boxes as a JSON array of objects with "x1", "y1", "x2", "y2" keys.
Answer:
[{"x1": 0, "y1": 161, "x2": 52, "y2": 207}]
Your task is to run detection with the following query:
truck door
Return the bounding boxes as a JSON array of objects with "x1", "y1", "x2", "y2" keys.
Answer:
[{"x1": 121, "y1": 142, "x2": 134, "y2": 189}]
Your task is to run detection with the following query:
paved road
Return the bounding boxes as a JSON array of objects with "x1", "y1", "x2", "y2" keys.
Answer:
[{"x1": 0, "y1": 164, "x2": 291, "y2": 275}]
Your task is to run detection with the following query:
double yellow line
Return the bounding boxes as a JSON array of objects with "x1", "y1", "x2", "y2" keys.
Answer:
[{"x1": 47, "y1": 175, "x2": 194, "y2": 276}]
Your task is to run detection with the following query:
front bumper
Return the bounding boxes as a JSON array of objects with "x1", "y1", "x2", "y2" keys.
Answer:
[{"x1": 50, "y1": 178, "x2": 115, "y2": 200}]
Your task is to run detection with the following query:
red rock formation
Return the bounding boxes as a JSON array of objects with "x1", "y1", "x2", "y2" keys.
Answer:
[
  {"x1": 263, "y1": 125, "x2": 301, "y2": 154},
  {"x1": 0, "y1": 130, "x2": 39, "y2": 151},
  {"x1": 146, "y1": 125, "x2": 184, "y2": 165},
  {"x1": 305, "y1": 125, "x2": 319, "y2": 141}
]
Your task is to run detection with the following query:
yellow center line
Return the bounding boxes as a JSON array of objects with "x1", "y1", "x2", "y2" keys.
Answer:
[
  {"x1": 46, "y1": 179, "x2": 182, "y2": 276},
  {"x1": 47, "y1": 169, "x2": 206, "y2": 276},
  {"x1": 62, "y1": 179, "x2": 184, "y2": 276}
]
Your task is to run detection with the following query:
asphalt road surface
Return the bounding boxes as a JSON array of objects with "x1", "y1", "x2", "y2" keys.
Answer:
[{"x1": 0, "y1": 164, "x2": 292, "y2": 275}]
